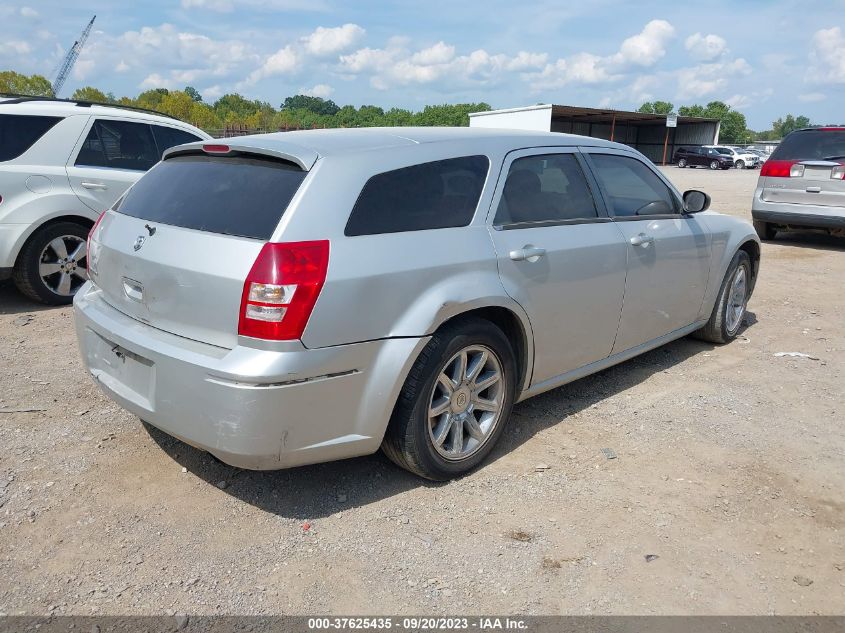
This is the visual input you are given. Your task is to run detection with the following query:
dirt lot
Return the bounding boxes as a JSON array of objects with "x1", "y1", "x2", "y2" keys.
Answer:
[{"x1": 1, "y1": 167, "x2": 843, "y2": 616}]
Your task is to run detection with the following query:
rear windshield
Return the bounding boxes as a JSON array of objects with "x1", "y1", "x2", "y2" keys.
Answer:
[
  {"x1": 0, "y1": 114, "x2": 62, "y2": 162},
  {"x1": 116, "y1": 154, "x2": 306, "y2": 240},
  {"x1": 771, "y1": 130, "x2": 845, "y2": 161}
]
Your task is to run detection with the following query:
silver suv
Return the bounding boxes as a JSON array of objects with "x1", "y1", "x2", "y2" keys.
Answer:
[
  {"x1": 752, "y1": 127, "x2": 845, "y2": 239},
  {"x1": 74, "y1": 128, "x2": 760, "y2": 480},
  {"x1": 0, "y1": 96, "x2": 209, "y2": 304}
]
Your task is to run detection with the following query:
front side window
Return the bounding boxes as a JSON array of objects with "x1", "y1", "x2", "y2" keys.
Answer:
[
  {"x1": 589, "y1": 154, "x2": 679, "y2": 217},
  {"x1": 494, "y1": 153, "x2": 598, "y2": 225},
  {"x1": 345, "y1": 156, "x2": 489, "y2": 236},
  {"x1": 75, "y1": 120, "x2": 159, "y2": 171},
  {"x1": 0, "y1": 114, "x2": 62, "y2": 162}
]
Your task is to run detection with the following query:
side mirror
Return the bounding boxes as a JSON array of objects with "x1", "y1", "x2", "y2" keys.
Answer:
[{"x1": 683, "y1": 190, "x2": 711, "y2": 214}]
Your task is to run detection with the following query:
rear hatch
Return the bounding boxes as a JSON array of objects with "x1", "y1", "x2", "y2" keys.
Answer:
[
  {"x1": 88, "y1": 150, "x2": 308, "y2": 349},
  {"x1": 759, "y1": 128, "x2": 845, "y2": 208}
]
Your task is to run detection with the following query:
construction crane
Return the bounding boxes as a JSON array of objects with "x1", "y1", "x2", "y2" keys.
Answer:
[{"x1": 51, "y1": 15, "x2": 96, "y2": 97}]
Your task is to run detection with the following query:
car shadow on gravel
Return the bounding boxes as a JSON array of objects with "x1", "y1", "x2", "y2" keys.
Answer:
[
  {"x1": 771, "y1": 231, "x2": 845, "y2": 252},
  {"x1": 146, "y1": 318, "x2": 755, "y2": 520},
  {"x1": 0, "y1": 281, "x2": 61, "y2": 315}
]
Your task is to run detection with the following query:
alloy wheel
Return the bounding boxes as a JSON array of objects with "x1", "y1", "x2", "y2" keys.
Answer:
[
  {"x1": 725, "y1": 265, "x2": 748, "y2": 333},
  {"x1": 427, "y1": 345, "x2": 505, "y2": 461},
  {"x1": 38, "y1": 235, "x2": 88, "y2": 297}
]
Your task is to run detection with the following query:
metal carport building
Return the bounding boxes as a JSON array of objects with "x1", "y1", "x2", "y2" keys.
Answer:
[{"x1": 469, "y1": 104, "x2": 721, "y2": 164}]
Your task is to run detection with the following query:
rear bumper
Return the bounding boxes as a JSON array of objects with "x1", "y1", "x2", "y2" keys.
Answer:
[
  {"x1": 73, "y1": 283, "x2": 428, "y2": 470},
  {"x1": 752, "y1": 191, "x2": 845, "y2": 229}
]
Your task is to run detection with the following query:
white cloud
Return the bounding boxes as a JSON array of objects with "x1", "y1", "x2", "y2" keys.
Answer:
[
  {"x1": 808, "y1": 27, "x2": 845, "y2": 83},
  {"x1": 302, "y1": 83, "x2": 334, "y2": 98},
  {"x1": 115, "y1": 60, "x2": 130, "y2": 73},
  {"x1": 411, "y1": 42, "x2": 455, "y2": 65},
  {"x1": 202, "y1": 84, "x2": 224, "y2": 100},
  {"x1": 609, "y1": 19, "x2": 675, "y2": 68},
  {"x1": 676, "y1": 58, "x2": 751, "y2": 99},
  {"x1": 685, "y1": 33, "x2": 728, "y2": 62},
  {"x1": 302, "y1": 24, "x2": 365, "y2": 56},
  {"x1": 20, "y1": 6, "x2": 39, "y2": 18},
  {"x1": 799, "y1": 91, "x2": 826, "y2": 102},
  {"x1": 247, "y1": 45, "x2": 298, "y2": 83},
  {"x1": 725, "y1": 94, "x2": 752, "y2": 109},
  {"x1": 0, "y1": 40, "x2": 31, "y2": 56},
  {"x1": 139, "y1": 73, "x2": 175, "y2": 90},
  {"x1": 527, "y1": 20, "x2": 674, "y2": 90}
]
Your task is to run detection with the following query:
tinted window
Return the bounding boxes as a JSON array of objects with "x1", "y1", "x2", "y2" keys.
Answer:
[
  {"x1": 590, "y1": 154, "x2": 679, "y2": 217},
  {"x1": 116, "y1": 154, "x2": 306, "y2": 240},
  {"x1": 152, "y1": 125, "x2": 202, "y2": 153},
  {"x1": 771, "y1": 129, "x2": 845, "y2": 161},
  {"x1": 75, "y1": 120, "x2": 159, "y2": 171},
  {"x1": 495, "y1": 154, "x2": 597, "y2": 225},
  {"x1": 345, "y1": 156, "x2": 489, "y2": 236},
  {"x1": 0, "y1": 114, "x2": 62, "y2": 162}
]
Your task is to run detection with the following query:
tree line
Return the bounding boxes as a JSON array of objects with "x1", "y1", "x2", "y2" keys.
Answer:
[
  {"x1": 2, "y1": 69, "x2": 830, "y2": 141},
  {"x1": 637, "y1": 100, "x2": 824, "y2": 144},
  {"x1": 0, "y1": 70, "x2": 491, "y2": 131}
]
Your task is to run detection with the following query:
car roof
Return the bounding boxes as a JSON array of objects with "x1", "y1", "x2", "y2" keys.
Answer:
[
  {"x1": 201, "y1": 126, "x2": 625, "y2": 159},
  {"x1": 0, "y1": 98, "x2": 205, "y2": 131}
]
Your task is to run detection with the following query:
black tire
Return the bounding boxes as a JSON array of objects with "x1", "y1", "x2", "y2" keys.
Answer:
[
  {"x1": 382, "y1": 318, "x2": 517, "y2": 480},
  {"x1": 753, "y1": 219, "x2": 777, "y2": 241},
  {"x1": 677, "y1": 158, "x2": 687, "y2": 168},
  {"x1": 736, "y1": 160, "x2": 746, "y2": 169},
  {"x1": 694, "y1": 250, "x2": 752, "y2": 344},
  {"x1": 710, "y1": 160, "x2": 720, "y2": 170},
  {"x1": 13, "y1": 221, "x2": 90, "y2": 305}
]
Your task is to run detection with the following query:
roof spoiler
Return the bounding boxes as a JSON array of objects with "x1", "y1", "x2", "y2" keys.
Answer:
[{"x1": 163, "y1": 140, "x2": 319, "y2": 171}]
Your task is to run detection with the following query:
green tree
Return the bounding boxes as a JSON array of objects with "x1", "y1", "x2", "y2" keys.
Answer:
[
  {"x1": 678, "y1": 104, "x2": 706, "y2": 118},
  {"x1": 135, "y1": 88, "x2": 170, "y2": 111},
  {"x1": 637, "y1": 101, "x2": 673, "y2": 115},
  {"x1": 677, "y1": 101, "x2": 750, "y2": 144},
  {"x1": 281, "y1": 94, "x2": 340, "y2": 116},
  {"x1": 70, "y1": 86, "x2": 112, "y2": 102},
  {"x1": 0, "y1": 70, "x2": 54, "y2": 97},
  {"x1": 184, "y1": 86, "x2": 203, "y2": 102},
  {"x1": 213, "y1": 93, "x2": 260, "y2": 123}
]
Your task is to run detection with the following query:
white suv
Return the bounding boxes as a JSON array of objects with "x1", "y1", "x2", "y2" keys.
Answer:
[
  {"x1": 706, "y1": 145, "x2": 760, "y2": 169},
  {"x1": 0, "y1": 97, "x2": 210, "y2": 304}
]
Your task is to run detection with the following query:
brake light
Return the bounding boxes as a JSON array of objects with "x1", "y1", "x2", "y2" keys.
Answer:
[
  {"x1": 203, "y1": 144, "x2": 230, "y2": 153},
  {"x1": 832, "y1": 165, "x2": 845, "y2": 180},
  {"x1": 760, "y1": 160, "x2": 798, "y2": 178},
  {"x1": 86, "y1": 210, "x2": 107, "y2": 274},
  {"x1": 238, "y1": 240, "x2": 330, "y2": 341}
]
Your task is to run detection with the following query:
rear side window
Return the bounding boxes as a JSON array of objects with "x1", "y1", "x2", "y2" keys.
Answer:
[
  {"x1": 152, "y1": 125, "x2": 202, "y2": 153},
  {"x1": 589, "y1": 154, "x2": 679, "y2": 217},
  {"x1": 771, "y1": 129, "x2": 845, "y2": 161},
  {"x1": 345, "y1": 156, "x2": 489, "y2": 236},
  {"x1": 116, "y1": 154, "x2": 306, "y2": 240},
  {"x1": 0, "y1": 114, "x2": 62, "y2": 162},
  {"x1": 75, "y1": 120, "x2": 159, "y2": 171},
  {"x1": 495, "y1": 154, "x2": 597, "y2": 225}
]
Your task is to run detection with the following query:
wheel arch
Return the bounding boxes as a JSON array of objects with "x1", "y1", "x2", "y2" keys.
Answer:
[
  {"x1": 738, "y1": 239, "x2": 760, "y2": 292},
  {"x1": 433, "y1": 305, "x2": 532, "y2": 397},
  {"x1": 12, "y1": 214, "x2": 96, "y2": 269}
]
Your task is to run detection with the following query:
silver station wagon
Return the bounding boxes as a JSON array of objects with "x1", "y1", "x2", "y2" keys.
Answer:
[{"x1": 74, "y1": 128, "x2": 760, "y2": 480}]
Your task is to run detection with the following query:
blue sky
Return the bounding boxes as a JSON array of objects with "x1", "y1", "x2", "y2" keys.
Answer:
[{"x1": 2, "y1": 0, "x2": 844, "y2": 129}]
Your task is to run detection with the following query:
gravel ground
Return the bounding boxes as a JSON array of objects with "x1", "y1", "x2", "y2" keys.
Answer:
[{"x1": 0, "y1": 167, "x2": 843, "y2": 615}]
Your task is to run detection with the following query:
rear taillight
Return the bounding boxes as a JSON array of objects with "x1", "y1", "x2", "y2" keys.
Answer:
[
  {"x1": 86, "y1": 210, "x2": 107, "y2": 274},
  {"x1": 203, "y1": 144, "x2": 230, "y2": 153},
  {"x1": 832, "y1": 165, "x2": 845, "y2": 180},
  {"x1": 238, "y1": 240, "x2": 330, "y2": 341},
  {"x1": 760, "y1": 160, "x2": 798, "y2": 178}
]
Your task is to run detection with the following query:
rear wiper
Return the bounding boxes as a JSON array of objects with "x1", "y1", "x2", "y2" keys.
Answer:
[{"x1": 822, "y1": 155, "x2": 845, "y2": 161}]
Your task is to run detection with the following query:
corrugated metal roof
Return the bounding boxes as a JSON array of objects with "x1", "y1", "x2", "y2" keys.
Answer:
[{"x1": 549, "y1": 105, "x2": 718, "y2": 125}]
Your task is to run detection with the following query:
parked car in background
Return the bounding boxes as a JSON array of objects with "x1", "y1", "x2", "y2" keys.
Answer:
[
  {"x1": 746, "y1": 148, "x2": 770, "y2": 163},
  {"x1": 0, "y1": 96, "x2": 210, "y2": 304},
  {"x1": 707, "y1": 146, "x2": 760, "y2": 169},
  {"x1": 75, "y1": 127, "x2": 760, "y2": 480},
  {"x1": 752, "y1": 127, "x2": 845, "y2": 240},
  {"x1": 674, "y1": 146, "x2": 734, "y2": 169}
]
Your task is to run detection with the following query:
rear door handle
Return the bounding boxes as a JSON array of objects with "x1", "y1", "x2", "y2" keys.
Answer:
[
  {"x1": 81, "y1": 181, "x2": 108, "y2": 190},
  {"x1": 806, "y1": 186, "x2": 822, "y2": 193},
  {"x1": 630, "y1": 233, "x2": 655, "y2": 247},
  {"x1": 509, "y1": 245, "x2": 546, "y2": 262}
]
